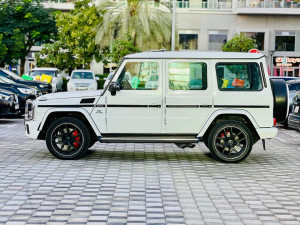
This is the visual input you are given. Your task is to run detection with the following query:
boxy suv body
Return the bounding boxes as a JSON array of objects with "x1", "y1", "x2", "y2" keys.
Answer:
[{"x1": 24, "y1": 51, "x2": 288, "y2": 163}]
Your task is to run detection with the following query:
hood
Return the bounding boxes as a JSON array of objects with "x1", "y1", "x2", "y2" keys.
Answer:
[
  {"x1": 37, "y1": 90, "x2": 102, "y2": 101},
  {"x1": 19, "y1": 80, "x2": 49, "y2": 86}
]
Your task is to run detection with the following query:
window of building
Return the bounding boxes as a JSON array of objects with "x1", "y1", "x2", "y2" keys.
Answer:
[
  {"x1": 118, "y1": 61, "x2": 159, "y2": 90},
  {"x1": 275, "y1": 32, "x2": 295, "y2": 51},
  {"x1": 179, "y1": 30, "x2": 198, "y2": 50},
  {"x1": 241, "y1": 32, "x2": 265, "y2": 50},
  {"x1": 216, "y1": 63, "x2": 263, "y2": 91},
  {"x1": 168, "y1": 62, "x2": 207, "y2": 90},
  {"x1": 209, "y1": 31, "x2": 227, "y2": 51}
]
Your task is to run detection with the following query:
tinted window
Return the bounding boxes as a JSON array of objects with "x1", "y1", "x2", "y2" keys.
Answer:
[
  {"x1": 118, "y1": 62, "x2": 159, "y2": 90},
  {"x1": 30, "y1": 70, "x2": 56, "y2": 77},
  {"x1": 72, "y1": 72, "x2": 94, "y2": 79},
  {"x1": 289, "y1": 83, "x2": 300, "y2": 91},
  {"x1": 168, "y1": 62, "x2": 207, "y2": 90},
  {"x1": 216, "y1": 63, "x2": 263, "y2": 91}
]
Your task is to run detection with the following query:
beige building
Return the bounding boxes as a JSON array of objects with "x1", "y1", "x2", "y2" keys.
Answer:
[
  {"x1": 176, "y1": 0, "x2": 300, "y2": 76},
  {"x1": 25, "y1": 0, "x2": 300, "y2": 76}
]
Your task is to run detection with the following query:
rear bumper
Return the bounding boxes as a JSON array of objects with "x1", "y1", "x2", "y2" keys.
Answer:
[
  {"x1": 288, "y1": 114, "x2": 300, "y2": 131},
  {"x1": 256, "y1": 127, "x2": 278, "y2": 139}
]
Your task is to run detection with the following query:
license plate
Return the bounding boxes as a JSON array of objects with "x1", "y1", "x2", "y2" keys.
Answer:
[
  {"x1": 77, "y1": 87, "x2": 88, "y2": 91},
  {"x1": 294, "y1": 106, "x2": 299, "y2": 113},
  {"x1": 15, "y1": 104, "x2": 19, "y2": 110}
]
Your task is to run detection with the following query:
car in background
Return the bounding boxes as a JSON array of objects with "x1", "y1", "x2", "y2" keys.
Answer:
[
  {"x1": 0, "y1": 68, "x2": 52, "y2": 95},
  {"x1": 288, "y1": 91, "x2": 300, "y2": 131},
  {"x1": 269, "y1": 76, "x2": 300, "y2": 82},
  {"x1": 67, "y1": 70, "x2": 98, "y2": 92},
  {"x1": 0, "y1": 77, "x2": 37, "y2": 114},
  {"x1": 0, "y1": 89, "x2": 20, "y2": 117},
  {"x1": 29, "y1": 68, "x2": 63, "y2": 92}
]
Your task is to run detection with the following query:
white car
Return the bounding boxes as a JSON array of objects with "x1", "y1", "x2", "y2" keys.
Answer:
[
  {"x1": 25, "y1": 51, "x2": 288, "y2": 163},
  {"x1": 29, "y1": 68, "x2": 63, "y2": 92},
  {"x1": 67, "y1": 70, "x2": 98, "y2": 92}
]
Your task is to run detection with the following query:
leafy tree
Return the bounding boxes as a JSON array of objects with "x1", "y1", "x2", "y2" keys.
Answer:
[
  {"x1": 0, "y1": 34, "x2": 8, "y2": 62},
  {"x1": 222, "y1": 33, "x2": 257, "y2": 52},
  {"x1": 0, "y1": 0, "x2": 57, "y2": 74},
  {"x1": 106, "y1": 39, "x2": 140, "y2": 64},
  {"x1": 36, "y1": 0, "x2": 102, "y2": 74},
  {"x1": 95, "y1": 0, "x2": 172, "y2": 51}
]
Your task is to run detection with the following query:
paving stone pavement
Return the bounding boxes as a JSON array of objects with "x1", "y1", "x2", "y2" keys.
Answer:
[{"x1": 1, "y1": 118, "x2": 300, "y2": 225}]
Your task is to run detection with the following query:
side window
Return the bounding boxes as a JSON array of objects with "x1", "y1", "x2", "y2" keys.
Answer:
[
  {"x1": 117, "y1": 62, "x2": 159, "y2": 90},
  {"x1": 216, "y1": 63, "x2": 263, "y2": 91},
  {"x1": 168, "y1": 62, "x2": 207, "y2": 90}
]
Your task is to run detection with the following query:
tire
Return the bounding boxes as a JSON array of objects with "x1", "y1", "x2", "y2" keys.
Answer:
[
  {"x1": 270, "y1": 79, "x2": 289, "y2": 123},
  {"x1": 89, "y1": 141, "x2": 96, "y2": 148},
  {"x1": 207, "y1": 120, "x2": 253, "y2": 163},
  {"x1": 46, "y1": 117, "x2": 91, "y2": 160}
]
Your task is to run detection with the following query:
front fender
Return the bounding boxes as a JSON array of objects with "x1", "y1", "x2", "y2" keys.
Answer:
[
  {"x1": 197, "y1": 109, "x2": 259, "y2": 137},
  {"x1": 39, "y1": 107, "x2": 101, "y2": 136}
]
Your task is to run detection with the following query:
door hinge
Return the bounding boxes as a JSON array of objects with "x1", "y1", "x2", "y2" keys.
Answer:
[{"x1": 164, "y1": 118, "x2": 166, "y2": 124}]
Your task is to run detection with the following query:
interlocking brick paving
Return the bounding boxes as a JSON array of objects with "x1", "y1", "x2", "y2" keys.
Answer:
[{"x1": 1, "y1": 119, "x2": 300, "y2": 225}]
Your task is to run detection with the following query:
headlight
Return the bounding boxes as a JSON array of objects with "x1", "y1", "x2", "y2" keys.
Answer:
[
  {"x1": 0, "y1": 93, "x2": 10, "y2": 101},
  {"x1": 25, "y1": 100, "x2": 35, "y2": 121},
  {"x1": 39, "y1": 84, "x2": 45, "y2": 88},
  {"x1": 17, "y1": 88, "x2": 35, "y2": 95}
]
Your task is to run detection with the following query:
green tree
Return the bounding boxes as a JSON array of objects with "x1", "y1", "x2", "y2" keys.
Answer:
[
  {"x1": 95, "y1": 0, "x2": 172, "y2": 51},
  {"x1": 222, "y1": 33, "x2": 257, "y2": 52},
  {"x1": 0, "y1": 0, "x2": 57, "y2": 74},
  {"x1": 36, "y1": 0, "x2": 102, "y2": 74},
  {"x1": 105, "y1": 39, "x2": 140, "y2": 64},
  {"x1": 0, "y1": 34, "x2": 8, "y2": 62}
]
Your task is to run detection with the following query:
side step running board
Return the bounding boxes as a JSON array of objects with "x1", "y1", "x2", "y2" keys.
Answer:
[{"x1": 99, "y1": 136, "x2": 199, "y2": 143}]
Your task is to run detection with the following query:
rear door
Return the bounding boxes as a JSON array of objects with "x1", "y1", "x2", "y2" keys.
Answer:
[{"x1": 164, "y1": 60, "x2": 213, "y2": 134}]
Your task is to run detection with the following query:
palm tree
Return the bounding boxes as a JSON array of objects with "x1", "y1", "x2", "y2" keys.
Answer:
[{"x1": 95, "y1": 0, "x2": 172, "y2": 51}]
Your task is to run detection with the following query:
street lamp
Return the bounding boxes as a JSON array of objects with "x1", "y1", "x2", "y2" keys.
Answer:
[{"x1": 269, "y1": 50, "x2": 275, "y2": 76}]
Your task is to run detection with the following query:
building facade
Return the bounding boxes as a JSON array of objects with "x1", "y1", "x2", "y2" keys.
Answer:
[
  {"x1": 25, "y1": 0, "x2": 300, "y2": 76},
  {"x1": 176, "y1": 0, "x2": 300, "y2": 76}
]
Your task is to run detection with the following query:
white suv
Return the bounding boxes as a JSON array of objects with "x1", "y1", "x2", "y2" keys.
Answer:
[
  {"x1": 30, "y1": 68, "x2": 63, "y2": 92},
  {"x1": 24, "y1": 51, "x2": 288, "y2": 163}
]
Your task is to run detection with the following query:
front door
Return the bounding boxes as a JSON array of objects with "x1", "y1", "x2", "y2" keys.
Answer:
[
  {"x1": 105, "y1": 59, "x2": 163, "y2": 134},
  {"x1": 164, "y1": 60, "x2": 213, "y2": 134}
]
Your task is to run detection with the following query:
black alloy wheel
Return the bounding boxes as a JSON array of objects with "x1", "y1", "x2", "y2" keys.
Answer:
[
  {"x1": 208, "y1": 121, "x2": 253, "y2": 163},
  {"x1": 46, "y1": 117, "x2": 90, "y2": 160}
]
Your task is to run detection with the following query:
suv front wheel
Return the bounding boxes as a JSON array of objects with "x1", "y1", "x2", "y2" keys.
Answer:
[
  {"x1": 208, "y1": 121, "x2": 253, "y2": 163},
  {"x1": 46, "y1": 117, "x2": 91, "y2": 160}
]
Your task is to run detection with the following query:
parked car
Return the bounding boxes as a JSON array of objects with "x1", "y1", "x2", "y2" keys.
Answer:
[
  {"x1": 67, "y1": 70, "x2": 98, "y2": 92},
  {"x1": 0, "y1": 77, "x2": 37, "y2": 114},
  {"x1": 0, "y1": 89, "x2": 20, "y2": 117},
  {"x1": 0, "y1": 68, "x2": 52, "y2": 94},
  {"x1": 288, "y1": 91, "x2": 300, "y2": 131},
  {"x1": 25, "y1": 51, "x2": 288, "y2": 163},
  {"x1": 269, "y1": 76, "x2": 300, "y2": 82},
  {"x1": 29, "y1": 68, "x2": 63, "y2": 92}
]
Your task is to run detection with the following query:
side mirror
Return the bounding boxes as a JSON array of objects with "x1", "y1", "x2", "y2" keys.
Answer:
[
  {"x1": 95, "y1": 77, "x2": 100, "y2": 81},
  {"x1": 66, "y1": 76, "x2": 71, "y2": 80},
  {"x1": 57, "y1": 74, "x2": 62, "y2": 78},
  {"x1": 108, "y1": 81, "x2": 120, "y2": 96}
]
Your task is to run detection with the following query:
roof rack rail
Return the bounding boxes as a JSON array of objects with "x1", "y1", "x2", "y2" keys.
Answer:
[{"x1": 148, "y1": 49, "x2": 167, "y2": 52}]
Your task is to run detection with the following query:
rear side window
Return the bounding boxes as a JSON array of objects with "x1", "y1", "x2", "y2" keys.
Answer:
[
  {"x1": 168, "y1": 62, "x2": 207, "y2": 90},
  {"x1": 216, "y1": 63, "x2": 263, "y2": 91}
]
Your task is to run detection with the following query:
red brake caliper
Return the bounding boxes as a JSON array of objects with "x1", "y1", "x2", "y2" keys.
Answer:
[{"x1": 73, "y1": 130, "x2": 80, "y2": 148}]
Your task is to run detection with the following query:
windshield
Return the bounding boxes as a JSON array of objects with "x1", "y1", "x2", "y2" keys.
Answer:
[
  {"x1": 1, "y1": 69, "x2": 22, "y2": 80},
  {"x1": 71, "y1": 72, "x2": 94, "y2": 79},
  {"x1": 0, "y1": 76, "x2": 16, "y2": 84},
  {"x1": 30, "y1": 70, "x2": 55, "y2": 77},
  {"x1": 289, "y1": 83, "x2": 300, "y2": 91}
]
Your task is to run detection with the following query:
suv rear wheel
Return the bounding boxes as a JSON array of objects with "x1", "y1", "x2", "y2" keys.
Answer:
[
  {"x1": 208, "y1": 121, "x2": 253, "y2": 163},
  {"x1": 46, "y1": 117, "x2": 90, "y2": 160}
]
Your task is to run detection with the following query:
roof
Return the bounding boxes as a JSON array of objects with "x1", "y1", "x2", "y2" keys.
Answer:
[
  {"x1": 32, "y1": 67, "x2": 59, "y2": 71},
  {"x1": 124, "y1": 51, "x2": 265, "y2": 59},
  {"x1": 72, "y1": 70, "x2": 93, "y2": 73}
]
